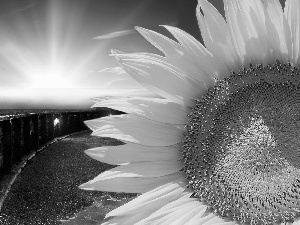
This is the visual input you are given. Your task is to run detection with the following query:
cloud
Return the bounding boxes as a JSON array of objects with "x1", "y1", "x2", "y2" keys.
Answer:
[
  {"x1": 1, "y1": 2, "x2": 36, "y2": 17},
  {"x1": 104, "y1": 77, "x2": 131, "y2": 87},
  {"x1": 98, "y1": 66, "x2": 126, "y2": 75},
  {"x1": 96, "y1": 66, "x2": 144, "y2": 89},
  {"x1": 92, "y1": 29, "x2": 135, "y2": 40},
  {"x1": 16, "y1": 3, "x2": 36, "y2": 12}
]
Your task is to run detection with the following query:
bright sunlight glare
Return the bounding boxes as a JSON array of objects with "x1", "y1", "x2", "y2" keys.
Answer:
[
  {"x1": 28, "y1": 66, "x2": 74, "y2": 89},
  {"x1": 0, "y1": 0, "x2": 101, "y2": 90},
  {"x1": 0, "y1": 0, "x2": 176, "y2": 109}
]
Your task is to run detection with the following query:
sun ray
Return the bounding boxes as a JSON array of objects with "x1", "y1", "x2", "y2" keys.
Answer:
[{"x1": 0, "y1": 0, "x2": 106, "y2": 90}]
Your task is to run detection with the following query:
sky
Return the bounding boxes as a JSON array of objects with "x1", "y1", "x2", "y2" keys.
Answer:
[{"x1": 0, "y1": 0, "x2": 286, "y2": 109}]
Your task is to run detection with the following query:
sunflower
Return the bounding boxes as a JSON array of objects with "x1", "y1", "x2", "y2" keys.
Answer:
[{"x1": 80, "y1": 0, "x2": 300, "y2": 224}]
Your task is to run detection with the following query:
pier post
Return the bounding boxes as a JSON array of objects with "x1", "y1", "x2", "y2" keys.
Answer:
[
  {"x1": 60, "y1": 112, "x2": 69, "y2": 136},
  {"x1": 11, "y1": 117, "x2": 22, "y2": 163},
  {"x1": 54, "y1": 114, "x2": 61, "y2": 137},
  {"x1": 2, "y1": 120, "x2": 12, "y2": 174},
  {"x1": 39, "y1": 114, "x2": 47, "y2": 145},
  {"x1": 23, "y1": 116, "x2": 31, "y2": 154},
  {"x1": 47, "y1": 113, "x2": 54, "y2": 141},
  {"x1": 31, "y1": 114, "x2": 39, "y2": 150}
]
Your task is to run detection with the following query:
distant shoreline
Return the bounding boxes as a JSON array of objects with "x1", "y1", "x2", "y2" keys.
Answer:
[{"x1": 0, "y1": 108, "x2": 97, "y2": 117}]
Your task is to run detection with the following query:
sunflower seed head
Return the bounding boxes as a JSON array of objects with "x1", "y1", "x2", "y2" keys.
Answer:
[{"x1": 182, "y1": 62, "x2": 300, "y2": 225}]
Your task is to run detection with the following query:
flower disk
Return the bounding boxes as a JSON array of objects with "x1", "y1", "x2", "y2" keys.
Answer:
[{"x1": 183, "y1": 62, "x2": 300, "y2": 224}]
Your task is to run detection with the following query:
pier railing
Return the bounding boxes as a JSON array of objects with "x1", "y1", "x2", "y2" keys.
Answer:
[{"x1": 0, "y1": 108, "x2": 120, "y2": 177}]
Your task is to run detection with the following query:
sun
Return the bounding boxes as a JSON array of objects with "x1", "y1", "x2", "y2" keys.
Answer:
[
  {"x1": 0, "y1": 0, "x2": 97, "y2": 91},
  {"x1": 27, "y1": 64, "x2": 74, "y2": 89}
]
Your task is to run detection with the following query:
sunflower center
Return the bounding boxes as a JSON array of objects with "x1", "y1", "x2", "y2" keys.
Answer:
[{"x1": 183, "y1": 62, "x2": 300, "y2": 225}]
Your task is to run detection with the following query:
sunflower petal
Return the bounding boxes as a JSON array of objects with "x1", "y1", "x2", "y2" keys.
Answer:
[
  {"x1": 85, "y1": 143, "x2": 181, "y2": 165},
  {"x1": 79, "y1": 171, "x2": 185, "y2": 193},
  {"x1": 91, "y1": 96, "x2": 190, "y2": 124},
  {"x1": 238, "y1": 0, "x2": 270, "y2": 65},
  {"x1": 165, "y1": 205, "x2": 206, "y2": 225},
  {"x1": 137, "y1": 195, "x2": 206, "y2": 225},
  {"x1": 134, "y1": 26, "x2": 179, "y2": 58},
  {"x1": 223, "y1": 0, "x2": 271, "y2": 66},
  {"x1": 264, "y1": 0, "x2": 292, "y2": 62},
  {"x1": 106, "y1": 181, "x2": 186, "y2": 217},
  {"x1": 135, "y1": 192, "x2": 190, "y2": 223},
  {"x1": 292, "y1": 219, "x2": 300, "y2": 225},
  {"x1": 159, "y1": 202, "x2": 206, "y2": 224},
  {"x1": 112, "y1": 51, "x2": 202, "y2": 106},
  {"x1": 81, "y1": 161, "x2": 183, "y2": 181},
  {"x1": 102, "y1": 209, "x2": 158, "y2": 225},
  {"x1": 190, "y1": 213, "x2": 217, "y2": 224},
  {"x1": 201, "y1": 215, "x2": 236, "y2": 225},
  {"x1": 205, "y1": 223, "x2": 237, "y2": 225},
  {"x1": 84, "y1": 114, "x2": 183, "y2": 146},
  {"x1": 224, "y1": 0, "x2": 250, "y2": 66},
  {"x1": 112, "y1": 51, "x2": 209, "y2": 87},
  {"x1": 284, "y1": 0, "x2": 300, "y2": 64},
  {"x1": 133, "y1": 28, "x2": 208, "y2": 89},
  {"x1": 197, "y1": 0, "x2": 240, "y2": 71},
  {"x1": 161, "y1": 25, "x2": 228, "y2": 81}
]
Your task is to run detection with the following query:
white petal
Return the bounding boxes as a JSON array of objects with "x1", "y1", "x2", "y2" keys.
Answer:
[
  {"x1": 81, "y1": 161, "x2": 183, "y2": 181},
  {"x1": 159, "y1": 202, "x2": 206, "y2": 224},
  {"x1": 91, "y1": 96, "x2": 190, "y2": 124},
  {"x1": 136, "y1": 191, "x2": 200, "y2": 224},
  {"x1": 141, "y1": 201, "x2": 205, "y2": 224},
  {"x1": 201, "y1": 215, "x2": 236, "y2": 225},
  {"x1": 135, "y1": 26, "x2": 221, "y2": 82},
  {"x1": 84, "y1": 114, "x2": 183, "y2": 146},
  {"x1": 161, "y1": 25, "x2": 228, "y2": 81},
  {"x1": 284, "y1": 0, "x2": 300, "y2": 64},
  {"x1": 184, "y1": 209, "x2": 216, "y2": 224},
  {"x1": 292, "y1": 219, "x2": 300, "y2": 225},
  {"x1": 197, "y1": 0, "x2": 240, "y2": 72},
  {"x1": 134, "y1": 26, "x2": 179, "y2": 58},
  {"x1": 79, "y1": 171, "x2": 185, "y2": 193},
  {"x1": 238, "y1": 0, "x2": 270, "y2": 65},
  {"x1": 223, "y1": 0, "x2": 271, "y2": 66},
  {"x1": 190, "y1": 213, "x2": 216, "y2": 224},
  {"x1": 85, "y1": 143, "x2": 182, "y2": 165},
  {"x1": 224, "y1": 0, "x2": 250, "y2": 66},
  {"x1": 107, "y1": 181, "x2": 186, "y2": 217},
  {"x1": 112, "y1": 51, "x2": 201, "y2": 106},
  {"x1": 135, "y1": 26, "x2": 215, "y2": 82},
  {"x1": 102, "y1": 209, "x2": 158, "y2": 225},
  {"x1": 167, "y1": 205, "x2": 207, "y2": 225},
  {"x1": 209, "y1": 223, "x2": 237, "y2": 225},
  {"x1": 264, "y1": 0, "x2": 292, "y2": 62}
]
